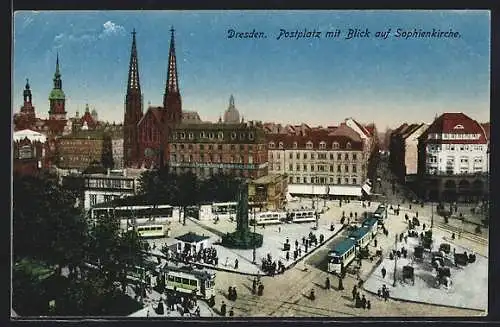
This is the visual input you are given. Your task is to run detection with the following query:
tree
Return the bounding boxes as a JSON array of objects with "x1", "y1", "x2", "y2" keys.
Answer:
[
  {"x1": 13, "y1": 174, "x2": 88, "y2": 273},
  {"x1": 101, "y1": 132, "x2": 114, "y2": 169}
]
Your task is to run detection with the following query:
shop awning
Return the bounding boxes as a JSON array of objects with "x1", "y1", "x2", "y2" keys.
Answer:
[{"x1": 288, "y1": 184, "x2": 362, "y2": 197}]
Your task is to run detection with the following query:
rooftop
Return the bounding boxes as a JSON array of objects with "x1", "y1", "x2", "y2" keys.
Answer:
[{"x1": 251, "y1": 173, "x2": 286, "y2": 185}]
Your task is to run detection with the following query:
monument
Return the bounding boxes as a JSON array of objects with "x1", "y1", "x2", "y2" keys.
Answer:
[{"x1": 222, "y1": 181, "x2": 263, "y2": 249}]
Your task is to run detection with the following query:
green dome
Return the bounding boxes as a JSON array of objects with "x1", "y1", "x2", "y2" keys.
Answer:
[{"x1": 49, "y1": 88, "x2": 66, "y2": 100}]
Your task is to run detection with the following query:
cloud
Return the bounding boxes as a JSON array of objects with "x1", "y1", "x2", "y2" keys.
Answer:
[{"x1": 99, "y1": 20, "x2": 126, "y2": 39}]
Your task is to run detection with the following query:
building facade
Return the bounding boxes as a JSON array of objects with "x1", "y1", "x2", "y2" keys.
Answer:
[
  {"x1": 57, "y1": 131, "x2": 106, "y2": 170},
  {"x1": 417, "y1": 112, "x2": 489, "y2": 202},
  {"x1": 62, "y1": 169, "x2": 141, "y2": 211},
  {"x1": 13, "y1": 130, "x2": 49, "y2": 176},
  {"x1": 168, "y1": 118, "x2": 268, "y2": 179},
  {"x1": 248, "y1": 174, "x2": 288, "y2": 211},
  {"x1": 389, "y1": 123, "x2": 428, "y2": 182}
]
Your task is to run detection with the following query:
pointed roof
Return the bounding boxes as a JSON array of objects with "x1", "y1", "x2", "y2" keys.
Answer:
[
  {"x1": 127, "y1": 28, "x2": 141, "y2": 92},
  {"x1": 419, "y1": 112, "x2": 487, "y2": 144},
  {"x1": 49, "y1": 53, "x2": 65, "y2": 100},
  {"x1": 165, "y1": 26, "x2": 180, "y2": 95},
  {"x1": 13, "y1": 129, "x2": 47, "y2": 143}
]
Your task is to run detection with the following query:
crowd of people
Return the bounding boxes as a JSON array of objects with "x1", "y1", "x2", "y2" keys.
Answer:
[{"x1": 161, "y1": 245, "x2": 220, "y2": 267}]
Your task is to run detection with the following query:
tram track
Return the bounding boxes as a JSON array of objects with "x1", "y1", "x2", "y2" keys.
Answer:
[{"x1": 433, "y1": 222, "x2": 488, "y2": 246}]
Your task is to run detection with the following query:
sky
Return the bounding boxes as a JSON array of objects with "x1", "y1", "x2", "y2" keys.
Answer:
[{"x1": 13, "y1": 10, "x2": 490, "y2": 130}]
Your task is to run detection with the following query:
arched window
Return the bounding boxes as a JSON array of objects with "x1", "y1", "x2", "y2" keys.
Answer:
[
  {"x1": 346, "y1": 142, "x2": 351, "y2": 149},
  {"x1": 293, "y1": 141, "x2": 298, "y2": 149},
  {"x1": 306, "y1": 141, "x2": 313, "y2": 149},
  {"x1": 269, "y1": 142, "x2": 275, "y2": 149},
  {"x1": 319, "y1": 141, "x2": 326, "y2": 149},
  {"x1": 332, "y1": 142, "x2": 339, "y2": 150},
  {"x1": 248, "y1": 132, "x2": 254, "y2": 140},
  {"x1": 218, "y1": 131, "x2": 224, "y2": 140},
  {"x1": 278, "y1": 142, "x2": 284, "y2": 149}
]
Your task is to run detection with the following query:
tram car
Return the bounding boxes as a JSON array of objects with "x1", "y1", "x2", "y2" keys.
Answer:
[
  {"x1": 129, "y1": 223, "x2": 170, "y2": 238},
  {"x1": 327, "y1": 238, "x2": 357, "y2": 275},
  {"x1": 250, "y1": 211, "x2": 287, "y2": 225},
  {"x1": 361, "y1": 217, "x2": 379, "y2": 237},
  {"x1": 160, "y1": 263, "x2": 216, "y2": 300},
  {"x1": 286, "y1": 209, "x2": 316, "y2": 224},
  {"x1": 348, "y1": 226, "x2": 373, "y2": 248},
  {"x1": 373, "y1": 205, "x2": 387, "y2": 223}
]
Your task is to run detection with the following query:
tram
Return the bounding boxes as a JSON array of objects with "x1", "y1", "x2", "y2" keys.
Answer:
[
  {"x1": 361, "y1": 217, "x2": 379, "y2": 238},
  {"x1": 128, "y1": 223, "x2": 170, "y2": 238},
  {"x1": 327, "y1": 238, "x2": 357, "y2": 275},
  {"x1": 348, "y1": 226, "x2": 373, "y2": 248},
  {"x1": 286, "y1": 209, "x2": 316, "y2": 223},
  {"x1": 250, "y1": 211, "x2": 287, "y2": 225},
  {"x1": 211, "y1": 202, "x2": 237, "y2": 216},
  {"x1": 160, "y1": 263, "x2": 216, "y2": 300},
  {"x1": 373, "y1": 205, "x2": 387, "y2": 222}
]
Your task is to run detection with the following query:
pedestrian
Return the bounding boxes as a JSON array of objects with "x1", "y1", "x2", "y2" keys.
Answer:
[
  {"x1": 228, "y1": 286, "x2": 233, "y2": 301},
  {"x1": 352, "y1": 285, "x2": 357, "y2": 300},
  {"x1": 229, "y1": 307, "x2": 234, "y2": 317},
  {"x1": 367, "y1": 300, "x2": 371, "y2": 310},
  {"x1": 233, "y1": 287, "x2": 238, "y2": 301},
  {"x1": 325, "y1": 277, "x2": 331, "y2": 290},
  {"x1": 381, "y1": 267, "x2": 387, "y2": 279},
  {"x1": 221, "y1": 301, "x2": 227, "y2": 316},
  {"x1": 295, "y1": 240, "x2": 299, "y2": 249},
  {"x1": 377, "y1": 289, "x2": 382, "y2": 298},
  {"x1": 361, "y1": 295, "x2": 367, "y2": 309},
  {"x1": 234, "y1": 258, "x2": 239, "y2": 269},
  {"x1": 423, "y1": 223, "x2": 426, "y2": 230},
  {"x1": 278, "y1": 226, "x2": 281, "y2": 233},
  {"x1": 286, "y1": 251, "x2": 290, "y2": 261},
  {"x1": 374, "y1": 239, "x2": 378, "y2": 248}
]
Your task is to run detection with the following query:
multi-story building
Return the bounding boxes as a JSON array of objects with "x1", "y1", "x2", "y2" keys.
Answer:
[
  {"x1": 389, "y1": 123, "x2": 428, "y2": 182},
  {"x1": 13, "y1": 129, "x2": 49, "y2": 176},
  {"x1": 168, "y1": 116, "x2": 268, "y2": 179},
  {"x1": 266, "y1": 123, "x2": 372, "y2": 198},
  {"x1": 417, "y1": 113, "x2": 489, "y2": 202},
  {"x1": 57, "y1": 130, "x2": 106, "y2": 170},
  {"x1": 62, "y1": 169, "x2": 141, "y2": 211},
  {"x1": 248, "y1": 173, "x2": 288, "y2": 211}
]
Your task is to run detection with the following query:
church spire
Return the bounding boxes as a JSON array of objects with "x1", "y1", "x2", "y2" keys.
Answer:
[
  {"x1": 165, "y1": 26, "x2": 180, "y2": 96},
  {"x1": 23, "y1": 78, "x2": 32, "y2": 103},
  {"x1": 52, "y1": 53, "x2": 63, "y2": 90},
  {"x1": 127, "y1": 28, "x2": 141, "y2": 92}
]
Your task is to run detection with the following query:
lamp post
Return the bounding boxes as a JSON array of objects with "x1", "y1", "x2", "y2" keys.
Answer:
[
  {"x1": 252, "y1": 207, "x2": 256, "y2": 264},
  {"x1": 431, "y1": 201, "x2": 434, "y2": 229},
  {"x1": 392, "y1": 234, "x2": 397, "y2": 287}
]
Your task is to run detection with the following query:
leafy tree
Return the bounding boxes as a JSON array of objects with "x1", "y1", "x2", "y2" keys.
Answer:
[
  {"x1": 13, "y1": 174, "x2": 88, "y2": 274},
  {"x1": 101, "y1": 132, "x2": 114, "y2": 169}
]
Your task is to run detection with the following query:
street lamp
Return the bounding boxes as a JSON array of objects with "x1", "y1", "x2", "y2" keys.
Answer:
[
  {"x1": 431, "y1": 201, "x2": 434, "y2": 229},
  {"x1": 252, "y1": 207, "x2": 256, "y2": 264},
  {"x1": 392, "y1": 234, "x2": 397, "y2": 287}
]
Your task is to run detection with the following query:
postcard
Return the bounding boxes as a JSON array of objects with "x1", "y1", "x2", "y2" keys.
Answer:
[{"x1": 12, "y1": 10, "x2": 490, "y2": 319}]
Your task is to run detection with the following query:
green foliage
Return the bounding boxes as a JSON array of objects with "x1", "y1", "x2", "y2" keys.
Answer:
[{"x1": 137, "y1": 167, "x2": 242, "y2": 206}]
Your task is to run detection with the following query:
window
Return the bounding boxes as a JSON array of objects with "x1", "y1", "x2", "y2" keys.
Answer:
[
  {"x1": 337, "y1": 153, "x2": 341, "y2": 160},
  {"x1": 289, "y1": 164, "x2": 293, "y2": 171},
  {"x1": 200, "y1": 132, "x2": 206, "y2": 138},
  {"x1": 296, "y1": 164, "x2": 300, "y2": 171},
  {"x1": 337, "y1": 165, "x2": 341, "y2": 172},
  {"x1": 352, "y1": 165, "x2": 357, "y2": 173},
  {"x1": 319, "y1": 141, "x2": 326, "y2": 149},
  {"x1": 240, "y1": 133, "x2": 245, "y2": 140},
  {"x1": 248, "y1": 132, "x2": 254, "y2": 140},
  {"x1": 188, "y1": 132, "x2": 194, "y2": 140},
  {"x1": 330, "y1": 165, "x2": 333, "y2": 172},
  {"x1": 352, "y1": 153, "x2": 357, "y2": 161},
  {"x1": 218, "y1": 131, "x2": 224, "y2": 140},
  {"x1": 277, "y1": 153, "x2": 280, "y2": 159},
  {"x1": 289, "y1": 153, "x2": 293, "y2": 159},
  {"x1": 330, "y1": 153, "x2": 334, "y2": 160},
  {"x1": 293, "y1": 142, "x2": 298, "y2": 149},
  {"x1": 289, "y1": 176, "x2": 293, "y2": 183},
  {"x1": 278, "y1": 142, "x2": 284, "y2": 149},
  {"x1": 454, "y1": 124, "x2": 464, "y2": 129},
  {"x1": 306, "y1": 141, "x2": 313, "y2": 149},
  {"x1": 296, "y1": 153, "x2": 300, "y2": 159},
  {"x1": 345, "y1": 178, "x2": 349, "y2": 184},
  {"x1": 19, "y1": 145, "x2": 32, "y2": 159},
  {"x1": 311, "y1": 153, "x2": 315, "y2": 160},
  {"x1": 269, "y1": 142, "x2": 275, "y2": 149},
  {"x1": 344, "y1": 153, "x2": 349, "y2": 160},
  {"x1": 295, "y1": 177, "x2": 300, "y2": 183},
  {"x1": 303, "y1": 164, "x2": 307, "y2": 171},
  {"x1": 180, "y1": 132, "x2": 186, "y2": 139},
  {"x1": 209, "y1": 132, "x2": 215, "y2": 139},
  {"x1": 303, "y1": 177, "x2": 307, "y2": 183},
  {"x1": 90, "y1": 194, "x2": 97, "y2": 206},
  {"x1": 270, "y1": 153, "x2": 273, "y2": 159},
  {"x1": 231, "y1": 132, "x2": 237, "y2": 140},
  {"x1": 337, "y1": 177, "x2": 341, "y2": 184},
  {"x1": 189, "y1": 155, "x2": 193, "y2": 162},
  {"x1": 333, "y1": 142, "x2": 339, "y2": 150},
  {"x1": 345, "y1": 165, "x2": 349, "y2": 172},
  {"x1": 353, "y1": 178, "x2": 357, "y2": 185},
  {"x1": 303, "y1": 153, "x2": 308, "y2": 159},
  {"x1": 346, "y1": 142, "x2": 351, "y2": 149}
]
